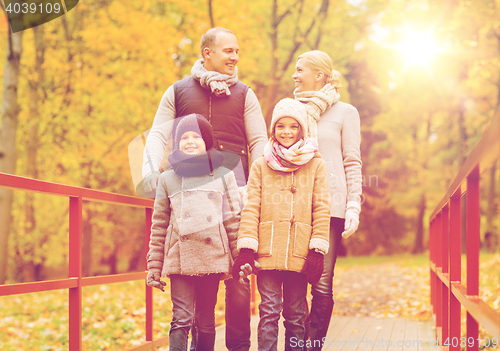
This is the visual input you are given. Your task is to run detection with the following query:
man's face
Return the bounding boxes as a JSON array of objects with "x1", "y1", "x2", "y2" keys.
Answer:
[{"x1": 203, "y1": 32, "x2": 239, "y2": 75}]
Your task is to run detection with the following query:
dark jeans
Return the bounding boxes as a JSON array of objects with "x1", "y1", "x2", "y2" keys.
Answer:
[
  {"x1": 257, "y1": 270, "x2": 308, "y2": 351},
  {"x1": 170, "y1": 274, "x2": 221, "y2": 351},
  {"x1": 306, "y1": 217, "x2": 344, "y2": 351},
  {"x1": 190, "y1": 277, "x2": 251, "y2": 351}
]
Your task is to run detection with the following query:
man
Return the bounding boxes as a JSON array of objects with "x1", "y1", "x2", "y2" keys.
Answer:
[{"x1": 142, "y1": 27, "x2": 267, "y2": 351}]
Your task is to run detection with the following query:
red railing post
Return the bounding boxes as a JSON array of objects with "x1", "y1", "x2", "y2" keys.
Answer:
[
  {"x1": 145, "y1": 207, "x2": 153, "y2": 342},
  {"x1": 441, "y1": 204, "x2": 450, "y2": 346},
  {"x1": 449, "y1": 189, "x2": 461, "y2": 351},
  {"x1": 466, "y1": 167, "x2": 480, "y2": 351},
  {"x1": 69, "y1": 196, "x2": 82, "y2": 351},
  {"x1": 436, "y1": 211, "x2": 443, "y2": 343},
  {"x1": 430, "y1": 218, "x2": 436, "y2": 316}
]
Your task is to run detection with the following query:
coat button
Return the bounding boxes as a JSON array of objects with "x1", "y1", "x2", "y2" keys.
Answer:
[
  {"x1": 205, "y1": 237, "x2": 212, "y2": 244},
  {"x1": 184, "y1": 191, "x2": 190, "y2": 196},
  {"x1": 207, "y1": 215, "x2": 212, "y2": 222},
  {"x1": 180, "y1": 236, "x2": 187, "y2": 242},
  {"x1": 183, "y1": 213, "x2": 190, "y2": 219},
  {"x1": 207, "y1": 192, "x2": 214, "y2": 199}
]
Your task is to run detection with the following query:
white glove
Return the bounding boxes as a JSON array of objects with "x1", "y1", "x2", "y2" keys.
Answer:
[
  {"x1": 342, "y1": 201, "x2": 360, "y2": 239},
  {"x1": 143, "y1": 172, "x2": 160, "y2": 194}
]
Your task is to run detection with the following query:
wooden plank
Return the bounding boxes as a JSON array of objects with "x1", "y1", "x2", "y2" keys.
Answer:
[
  {"x1": 403, "y1": 319, "x2": 420, "y2": 351},
  {"x1": 387, "y1": 318, "x2": 407, "y2": 351},
  {"x1": 357, "y1": 317, "x2": 385, "y2": 351},
  {"x1": 418, "y1": 319, "x2": 437, "y2": 351}
]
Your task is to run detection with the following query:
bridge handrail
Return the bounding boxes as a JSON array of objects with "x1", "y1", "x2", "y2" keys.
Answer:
[{"x1": 429, "y1": 109, "x2": 500, "y2": 350}]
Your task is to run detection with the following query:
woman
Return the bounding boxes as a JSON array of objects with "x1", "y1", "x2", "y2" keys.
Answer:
[{"x1": 292, "y1": 50, "x2": 362, "y2": 350}]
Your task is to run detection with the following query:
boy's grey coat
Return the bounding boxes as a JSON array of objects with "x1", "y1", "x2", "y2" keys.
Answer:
[{"x1": 146, "y1": 167, "x2": 241, "y2": 276}]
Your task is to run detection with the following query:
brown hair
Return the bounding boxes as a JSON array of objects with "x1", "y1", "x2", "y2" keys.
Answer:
[{"x1": 200, "y1": 27, "x2": 234, "y2": 58}]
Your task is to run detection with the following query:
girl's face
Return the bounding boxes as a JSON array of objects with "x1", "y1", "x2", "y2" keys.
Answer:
[
  {"x1": 179, "y1": 131, "x2": 206, "y2": 154},
  {"x1": 292, "y1": 59, "x2": 324, "y2": 92},
  {"x1": 274, "y1": 117, "x2": 301, "y2": 148}
]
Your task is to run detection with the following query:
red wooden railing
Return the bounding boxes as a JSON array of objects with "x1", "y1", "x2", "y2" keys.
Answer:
[
  {"x1": 0, "y1": 173, "x2": 259, "y2": 350},
  {"x1": 429, "y1": 109, "x2": 500, "y2": 350}
]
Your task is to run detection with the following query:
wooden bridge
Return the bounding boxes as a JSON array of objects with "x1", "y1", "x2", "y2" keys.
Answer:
[{"x1": 0, "y1": 111, "x2": 499, "y2": 350}]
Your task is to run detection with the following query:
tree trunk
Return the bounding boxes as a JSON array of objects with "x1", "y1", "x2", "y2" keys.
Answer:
[
  {"x1": 0, "y1": 30, "x2": 23, "y2": 284},
  {"x1": 413, "y1": 192, "x2": 426, "y2": 254},
  {"x1": 23, "y1": 26, "x2": 45, "y2": 282}
]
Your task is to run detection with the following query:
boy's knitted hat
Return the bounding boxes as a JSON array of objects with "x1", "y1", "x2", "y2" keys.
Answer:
[
  {"x1": 174, "y1": 114, "x2": 214, "y2": 150},
  {"x1": 270, "y1": 98, "x2": 308, "y2": 136}
]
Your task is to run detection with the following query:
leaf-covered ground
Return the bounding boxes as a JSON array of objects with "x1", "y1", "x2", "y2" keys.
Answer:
[{"x1": 0, "y1": 253, "x2": 498, "y2": 350}]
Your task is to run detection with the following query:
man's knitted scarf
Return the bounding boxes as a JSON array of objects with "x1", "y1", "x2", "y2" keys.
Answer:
[
  {"x1": 264, "y1": 138, "x2": 318, "y2": 172},
  {"x1": 167, "y1": 149, "x2": 224, "y2": 177},
  {"x1": 191, "y1": 59, "x2": 239, "y2": 97},
  {"x1": 294, "y1": 84, "x2": 340, "y2": 139}
]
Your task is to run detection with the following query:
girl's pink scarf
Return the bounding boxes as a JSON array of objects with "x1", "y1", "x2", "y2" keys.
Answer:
[{"x1": 264, "y1": 138, "x2": 318, "y2": 172}]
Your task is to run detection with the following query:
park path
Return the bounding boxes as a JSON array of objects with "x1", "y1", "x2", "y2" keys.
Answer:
[{"x1": 213, "y1": 260, "x2": 434, "y2": 350}]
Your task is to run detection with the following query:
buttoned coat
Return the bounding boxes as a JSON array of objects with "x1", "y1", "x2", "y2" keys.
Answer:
[
  {"x1": 236, "y1": 153, "x2": 331, "y2": 273},
  {"x1": 146, "y1": 167, "x2": 241, "y2": 276}
]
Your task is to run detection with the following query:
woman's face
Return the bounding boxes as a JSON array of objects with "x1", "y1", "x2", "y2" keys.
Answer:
[
  {"x1": 274, "y1": 117, "x2": 301, "y2": 148},
  {"x1": 292, "y1": 59, "x2": 322, "y2": 92}
]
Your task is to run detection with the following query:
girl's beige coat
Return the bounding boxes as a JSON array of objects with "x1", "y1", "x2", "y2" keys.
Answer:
[{"x1": 237, "y1": 154, "x2": 331, "y2": 272}]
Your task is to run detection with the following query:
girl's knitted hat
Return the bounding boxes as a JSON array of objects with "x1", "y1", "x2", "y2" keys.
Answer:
[
  {"x1": 270, "y1": 98, "x2": 308, "y2": 136},
  {"x1": 174, "y1": 114, "x2": 214, "y2": 150}
]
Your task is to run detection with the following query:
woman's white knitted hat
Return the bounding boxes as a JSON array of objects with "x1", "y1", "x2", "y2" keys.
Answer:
[{"x1": 270, "y1": 98, "x2": 308, "y2": 136}]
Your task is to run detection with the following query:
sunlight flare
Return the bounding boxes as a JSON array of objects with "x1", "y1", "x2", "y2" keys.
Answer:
[{"x1": 398, "y1": 31, "x2": 439, "y2": 67}]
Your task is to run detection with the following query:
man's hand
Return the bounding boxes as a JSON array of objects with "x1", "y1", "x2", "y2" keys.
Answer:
[
  {"x1": 146, "y1": 269, "x2": 166, "y2": 292},
  {"x1": 238, "y1": 260, "x2": 261, "y2": 284},
  {"x1": 143, "y1": 172, "x2": 160, "y2": 194}
]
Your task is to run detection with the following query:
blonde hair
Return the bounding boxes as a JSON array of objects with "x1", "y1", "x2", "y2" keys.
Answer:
[{"x1": 297, "y1": 50, "x2": 342, "y2": 89}]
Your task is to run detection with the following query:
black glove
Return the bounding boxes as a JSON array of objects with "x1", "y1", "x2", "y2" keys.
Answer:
[
  {"x1": 232, "y1": 248, "x2": 256, "y2": 280},
  {"x1": 301, "y1": 250, "x2": 324, "y2": 285}
]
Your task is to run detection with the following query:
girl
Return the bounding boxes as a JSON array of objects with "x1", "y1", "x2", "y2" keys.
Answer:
[
  {"x1": 233, "y1": 98, "x2": 331, "y2": 351},
  {"x1": 146, "y1": 113, "x2": 241, "y2": 351}
]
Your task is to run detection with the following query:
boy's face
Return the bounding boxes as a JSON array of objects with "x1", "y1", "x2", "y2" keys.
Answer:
[
  {"x1": 274, "y1": 117, "x2": 301, "y2": 148},
  {"x1": 179, "y1": 131, "x2": 206, "y2": 155}
]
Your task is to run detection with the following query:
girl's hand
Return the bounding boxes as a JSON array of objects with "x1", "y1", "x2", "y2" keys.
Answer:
[
  {"x1": 232, "y1": 248, "x2": 256, "y2": 281},
  {"x1": 301, "y1": 250, "x2": 324, "y2": 285},
  {"x1": 146, "y1": 269, "x2": 166, "y2": 292}
]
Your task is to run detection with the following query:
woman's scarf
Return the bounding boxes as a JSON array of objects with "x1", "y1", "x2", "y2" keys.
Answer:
[
  {"x1": 167, "y1": 149, "x2": 224, "y2": 177},
  {"x1": 263, "y1": 138, "x2": 318, "y2": 172},
  {"x1": 294, "y1": 83, "x2": 340, "y2": 139},
  {"x1": 191, "y1": 59, "x2": 239, "y2": 97}
]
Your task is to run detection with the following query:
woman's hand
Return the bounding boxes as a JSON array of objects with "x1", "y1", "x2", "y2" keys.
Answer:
[{"x1": 342, "y1": 201, "x2": 361, "y2": 238}]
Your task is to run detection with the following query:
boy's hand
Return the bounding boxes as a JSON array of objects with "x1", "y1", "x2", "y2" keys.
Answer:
[
  {"x1": 146, "y1": 269, "x2": 166, "y2": 292},
  {"x1": 238, "y1": 260, "x2": 261, "y2": 284}
]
